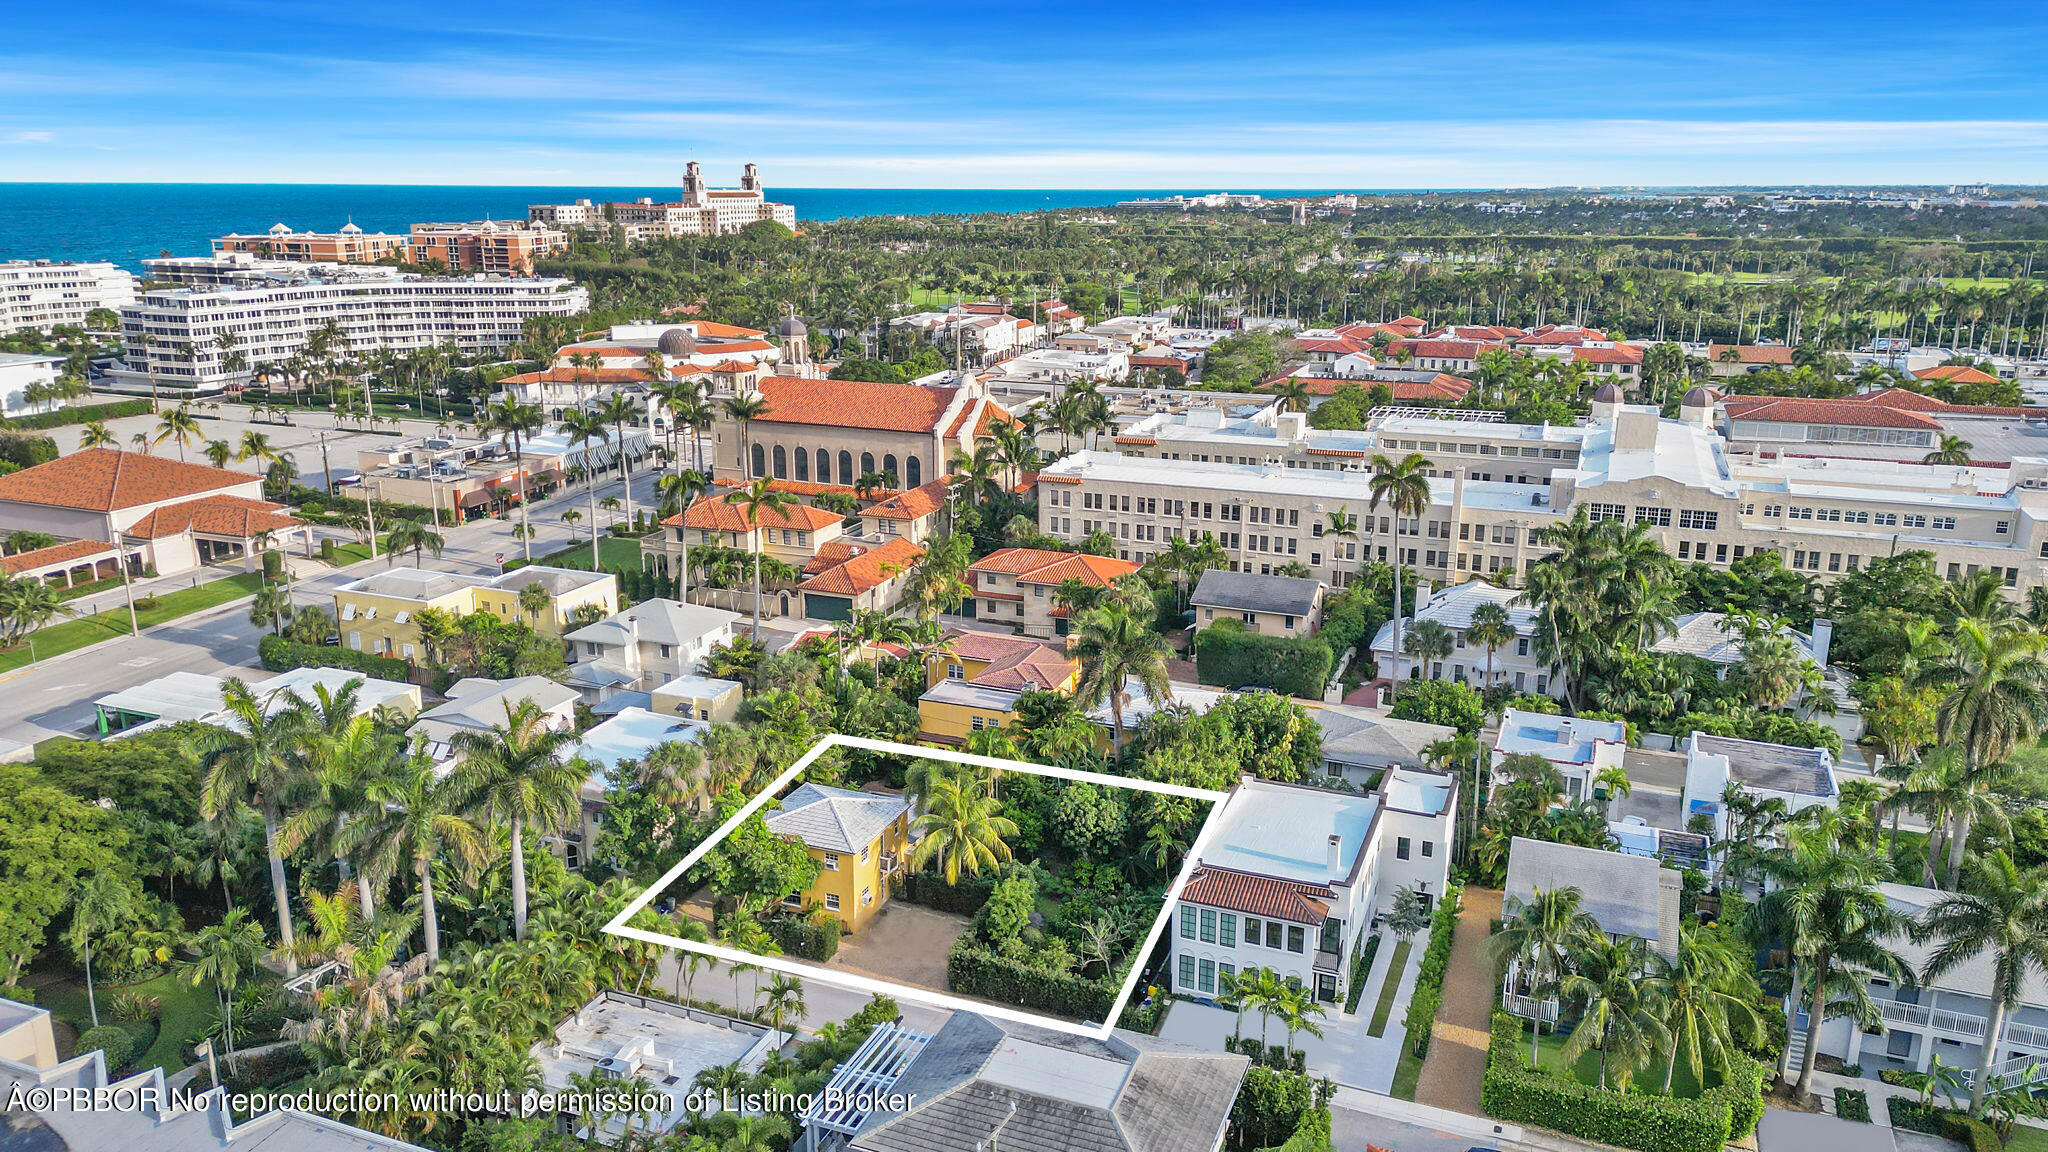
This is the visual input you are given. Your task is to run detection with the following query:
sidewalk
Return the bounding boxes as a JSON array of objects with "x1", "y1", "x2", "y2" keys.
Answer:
[{"x1": 1415, "y1": 886, "x2": 1502, "y2": 1115}]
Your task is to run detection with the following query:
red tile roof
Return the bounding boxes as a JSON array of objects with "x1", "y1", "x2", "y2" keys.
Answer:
[
  {"x1": 1295, "y1": 337, "x2": 1369, "y2": 355},
  {"x1": 865, "y1": 479, "x2": 949, "y2": 521},
  {"x1": 1516, "y1": 324, "x2": 1609, "y2": 346},
  {"x1": 1707, "y1": 343, "x2": 1795, "y2": 365},
  {"x1": 0, "y1": 449, "x2": 262, "y2": 512},
  {"x1": 967, "y1": 547, "x2": 1140, "y2": 589},
  {"x1": 673, "y1": 495, "x2": 845, "y2": 533},
  {"x1": 1181, "y1": 867, "x2": 1334, "y2": 924},
  {"x1": 709, "y1": 474, "x2": 870, "y2": 500},
  {"x1": 1721, "y1": 396, "x2": 1942, "y2": 430},
  {"x1": 941, "y1": 629, "x2": 1078, "y2": 691},
  {"x1": 691, "y1": 321, "x2": 767, "y2": 339},
  {"x1": 1268, "y1": 373, "x2": 1472, "y2": 402},
  {"x1": 123, "y1": 494, "x2": 301, "y2": 540},
  {"x1": 1387, "y1": 339, "x2": 1506, "y2": 360},
  {"x1": 798, "y1": 537, "x2": 923, "y2": 596},
  {"x1": 1568, "y1": 345, "x2": 1644, "y2": 364},
  {"x1": 752, "y1": 377, "x2": 959, "y2": 434},
  {"x1": 1912, "y1": 364, "x2": 2000, "y2": 385},
  {"x1": 0, "y1": 538, "x2": 120, "y2": 574}
]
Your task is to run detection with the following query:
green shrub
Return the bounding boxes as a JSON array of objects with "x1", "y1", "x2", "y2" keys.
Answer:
[
  {"x1": 946, "y1": 940, "x2": 1117, "y2": 1021},
  {"x1": 1344, "y1": 933, "x2": 1382, "y2": 1013},
  {"x1": 1401, "y1": 881, "x2": 1462, "y2": 1058},
  {"x1": 0, "y1": 432, "x2": 59, "y2": 469},
  {"x1": 1481, "y1": 1011, "x2": 1768, "y2": 1152},
  {"x1": 257, "y1": 634, "x2": 409, "y2": 681},
  {"x1": 766, "y1": 916, "x2": 840, "y2": 961},
  {"x1": 899, "y1": 869, "x2": 995, "y2": 915},
  {"x1": 0, "y1": 399, "x2": 151, "y2": 431},
  {"x1": 77, "y1": 1024, "x2": 136, "y2": 1070},
  {"x1": 1887, "y1": 1099, "x2": 2000, "y2": 1152},
  {"x1": 1389, "y1": 680, "x2": 1487, "y2": 734},
  {"x1": 1832, "y1": 1087, "x2": 1870, "y2": 1123},
  {"x1": 1194, "y1": 619, "x2": 1333, "y2": 698},
  {"x1": 1229, "y1": 1065, "x2": 1331, "y2": 1152}
]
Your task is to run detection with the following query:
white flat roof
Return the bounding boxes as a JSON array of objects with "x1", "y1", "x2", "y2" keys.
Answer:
[{"x1": 1202, "y1": 779, "x2": 1379, "y2": 886}]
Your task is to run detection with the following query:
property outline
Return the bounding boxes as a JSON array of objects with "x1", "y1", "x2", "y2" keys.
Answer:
[{"x1": 604, "y1": 733, "x2": 1235, "y2": 1039}]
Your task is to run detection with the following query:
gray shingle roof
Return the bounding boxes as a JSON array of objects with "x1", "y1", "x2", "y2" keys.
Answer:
[
  {"x1": 1190, "y1": 569, "x2": 1321, "y2": 617},
  {"x1": 1504, "y1": 837, "x2": 1681, "y2": 962},
  {"x1": 765, "y1": 783, "x2": 908, "y2": 854},
  {"x1": 1310, "y1": 704, "x2": 1453, "y2": 769},
  {"x1": 1692, "y1": 733, "x2": 1835, "y2": 797}
]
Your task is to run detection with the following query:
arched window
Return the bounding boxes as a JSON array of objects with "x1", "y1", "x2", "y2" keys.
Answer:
[
  {"x1": 882, "y1": 455, "x2": 899, "y2": 485},
  {"x1": 861, "y1": 451, "x2": 876, "y2": 477},
  {"x1": 794, "y1": 447, "x2": 810, "y2": 482},
  {"x1": 906, "y1": 456, "x2": 923, "y2": 488},
  {"x1": 750, "y1": 442, "x2": 766, "y2": 478},
  {"x1": 814, "y1": 448, "x2": 830, "y2": 484},
  {"x1": 839, "y1": 450, "x2": 854, "y2": 484},
  {"x1": 772, "y1": 445, "x2": 788, "y2": 479}
]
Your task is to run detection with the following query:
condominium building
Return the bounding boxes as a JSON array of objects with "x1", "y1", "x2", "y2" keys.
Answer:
[
  {"x1": 1036, "y1": 394, "x2": 2048, "y2": 594},
  {"x1": 333, "y1": 565, "x2": 618, "y2": 660},
  {"x1": 115, "y1": 258, "x2": 587, "y2": 391},
  {"x1": 408, "y1": 220, "x2": 568, "y2": 273},
  {"x1": 528, "y1": 162, "x2": 796, "y2": 239},
  {"x1": 210, "y1": 221, "x2": 407, "y2": 263},
  {"x1": 1169, "y1": 771, "x2": 1455, "y2": 1007},
  {"x1": 0, "y1": 259, "x2": 137, "y2": 333}
]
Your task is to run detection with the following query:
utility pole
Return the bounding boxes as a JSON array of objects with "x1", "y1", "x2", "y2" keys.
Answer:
[
  {"x1": 366, "y1": 479, "x2": 380, "y2": 561},
  {"x1": 119, "y1": 546, "x2": 139, "y2": 636}
]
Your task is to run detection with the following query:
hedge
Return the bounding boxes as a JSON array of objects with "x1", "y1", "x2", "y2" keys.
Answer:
[
  {"x1": 1887, "y1": 1098, "x2": 2001, "y2": 1152},
  {"x1": 766, "y1": 917, "x2": 841, "y2": 962},
  {"x1": 77, "y1": 1024, "x2": 136, "y2": 1071},
  {"x1": 946, "y1": 941, "x2": 1117, "y2": 1021},
  {"x1": 1194, "y1": 619, "x2": 1333, "y2": 698},
  {"x1": 1229, "y1": 1065, "x2": 1328, "y2": 1152},
  {"x1": 0, "y1": 399, "x2": 151, "y2": 430},
  {"x1": 1832, "y1": 1087, "x2": 1870, "y2": 1122},
  {"x1": 898, "y1": 870, "x2": 995, "y2": 915},
  {"x1": 1401, "y1": 881, "x2": 1462, "y2": 1058},
  {"x1": 1481, "y1": 1012, "x2": 1768, "y2": 1152},
  {"x1": 257, "y1": 635, "x2": 410, "y2": 682},
  {"x1": 1344, "y1": 933, "x2": 1381, "y2": 1014}
]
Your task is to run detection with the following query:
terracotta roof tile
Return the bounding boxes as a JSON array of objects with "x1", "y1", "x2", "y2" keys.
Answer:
[
  {"x1": 1181, "y1": 867, "x2": 1334, "y2": 924},
  {"x1": 798, "y1": 537, "x2": 922, "y2": 596},
  {"x1": 123, "y1": 494, "x2": 301, "y2": 540},
  {"x1": 1268, "y1": 373, "x2": 1472, "y2": 402},
  {"x1": 1721, "y1": 396, "x2": 1942, "y2": 430},
  {"x1": 967, "y1": 547, "x2": 1140, "y2": 589},
  {"x1": 0, "y1": 449, "x2": 264, "y2": 512},
  {"x1": 673, "y1": 495, "x2": 844, "y2": 533},
  {"x1": 0, "y1": 538, "x2": 120, "y2": 574},
  {"x1": 751, "y1": 377, "x2": 958, "y2": 433},
  {"x1": 865, "y1": 479, "x2": 949, "y2": 521},
  {"x1": 1707, "y1": 343, "x2": 1795, "y2": 364},
  {"x1": 1913, "y1": 364, "x2": 2000, "y2": 385},
  {"x1": 940, "y1": 628, "x2": 1077, "y2": 691},
  {"x1": 1568, "y1": 345, "x2": 1644, "y2": 364}
]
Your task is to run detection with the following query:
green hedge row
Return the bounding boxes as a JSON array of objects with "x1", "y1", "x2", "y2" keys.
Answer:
[
  {"x1": 0, "y1": 399, "x2": 152, "y2": 430},
  {"x1": 899, "y1": 870, "x2": 995, "y2": 915},
  {"x1": 1194, "y1": 619, "x2": 1333, "y2": 698},
  {"x1": 1887, "y1": 1098, "x2": 2000, "y2": 1152},
  {"x1": 1344, "y1": 934, "x2": 1381, "y2": 1014},
  {"x1": 946, "y1": 941, "x2": 1117, "y2": 1021},
  {"x1": 257, "y1": 635, "x2": 411, "y2": 682},
  {"x1": 1401, "y1": 881, "x2": 1463, "y2": 1058},
  {"x1": 1480, "y1": 1012, "x2": 1766, "y2": 1152},
  {"x1": 765, "y1": 917, "x2": 841, "y2": 962}
]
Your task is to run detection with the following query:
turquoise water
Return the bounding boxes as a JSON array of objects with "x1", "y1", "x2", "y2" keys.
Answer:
[{"x1": 0, "y1": 184, "x2": 1371, "y2": 270}]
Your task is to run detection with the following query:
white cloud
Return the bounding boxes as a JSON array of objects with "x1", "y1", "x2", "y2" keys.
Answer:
[{"x1": 3, "y1": 130, "x2": 54, "y2": 144}]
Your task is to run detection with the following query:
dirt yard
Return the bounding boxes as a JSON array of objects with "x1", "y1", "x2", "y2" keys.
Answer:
[{"x1": 827, "y1": 902, "x2": 973, "y2": 993}]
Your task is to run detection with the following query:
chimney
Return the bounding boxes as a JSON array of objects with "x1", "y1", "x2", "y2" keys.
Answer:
[
  {"x1": 1275, "y1": 411, "x2": 1308, "y2": 441},
  {"x1": 1810, "y1": 617, "x2": 1833, "y2": 668},
  {"x1": 1558, "y1": 719, "x2": 1574, "y2": 747},
  {"x1": 1326, "y1": 834, "x2": 1342, "y2": 869},
  {"x1": 1414, "y1": 576, "x2": 1432, "y2": 608}
]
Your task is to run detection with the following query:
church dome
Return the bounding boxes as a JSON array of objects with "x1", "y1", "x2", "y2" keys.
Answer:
[
  {"x1": 657, "y1": 328, "x2": 697, "y2": 357},
  {"x1": 1590, "y1": 382, "x2": 1623, "y2": 404},
  {"x1": 775, "y1": 315, "x2": 808, "y2": 338},
  {"x1": 1681, "y1": 385, "x2": 1715, "y2": 407}
]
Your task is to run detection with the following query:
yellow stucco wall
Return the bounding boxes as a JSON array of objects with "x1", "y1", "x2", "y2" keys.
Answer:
[{"x1": 792, "y1": 811, "x2": 909, "y2": 933}]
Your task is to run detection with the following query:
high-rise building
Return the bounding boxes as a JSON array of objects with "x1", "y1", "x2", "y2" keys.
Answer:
[
  {"x1": 211, "y1": 221, "x2": 408, "y2": 263},
  {"x1": 528, "y1": 162, "x2": 797, "y2": 239},
  {"x1": 0, "y1": 260, "x2": 138, "y2": 333},
  {"x1": 407, "y1": 220, "x2": 568, "y2": 272}
]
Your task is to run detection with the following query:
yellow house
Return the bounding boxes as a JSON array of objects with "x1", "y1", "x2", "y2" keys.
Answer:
[
  {"x1": 765, "y1": 783, "x2": 912, "y2": 933},
  {"x1": 333, "y1": 564, "x2": 618, "y2": 660},
  {"x1": 916, "y1": 629, "x2": 1080, "y2": 746}
]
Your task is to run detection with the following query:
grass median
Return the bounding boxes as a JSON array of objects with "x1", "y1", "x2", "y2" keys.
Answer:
[{"x1": 0, "y1": 572, "x2": 267, "y2": 673}]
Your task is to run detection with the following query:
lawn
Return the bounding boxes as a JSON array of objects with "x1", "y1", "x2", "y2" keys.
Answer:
[
  {"x1": 509, "y1": 535, "x2": 644, "y2": 572},
  {"x1": 0, "y1": 572, "x2": 267, "y2": 673},
  {"x1": 1366, "y1": 940, "x2": 1412, "y2": 1037},
  {"x1": 39, "y1": 968, "x2": 223, "y2": 1076},
  {"x1": 2007, "y1": 1124, "x2": 2048, "y2": 1152},
  {"x1": 1530, "y1": 1029, "x2": 1708, "y2": 1099},
  {"x1": 1391, "y1": 1046, "x2": 1423, "y2": 1100}
]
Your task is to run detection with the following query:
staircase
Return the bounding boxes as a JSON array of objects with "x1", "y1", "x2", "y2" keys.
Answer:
[{"x1": 1784, "y1": 1021, "x2": 1810, "y2": 1075}]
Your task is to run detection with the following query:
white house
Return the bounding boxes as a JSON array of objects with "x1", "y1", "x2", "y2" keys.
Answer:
[
  {"x1": 407, "y1": 676, "x2": 579, "y2": 763},
  {"x1": 564, "y1": 598, "x2": 740, "y2": 705},
  {"x1": 1369, "y1": 581, "x2": 1543, "y2": 692},
  {"x1": 1500, "y1": 837, "x2": 1682, "y2": 1022},
  {"x1": 1169, "y1": 770, "x2": 1455, "y2": 1007},
  {"x1": 1491, "y1": 707, "x2": 1627, "y2": 803}
]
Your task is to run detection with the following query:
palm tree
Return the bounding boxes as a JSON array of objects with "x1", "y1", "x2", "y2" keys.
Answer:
[
  {"x1": 596, "y1": 392, "x2": 641, "y2": 526},
  {"x1": 1919, "y1": 851, "x2": 2048, "y2": 1115},
  {"x1": 1492, "y1": 887, "x2": 1601, "y2": 1062},
  {"x1": 383, "y1": 518, "x2": 444, "y2": 567},
  {"x1": 1924, "y1": 434, "x2": 1975, "y2": 465},
  {"x1": 722, "y1": 477, "x2": 795, "y2": 632},
  {"x1": 1657, "y1": 926, "x2": 1765, "y2": 1096},
  {"x1": 483, "y1": 398, "x2": 545, "y2": 561},
  {"x1": 560, "y1": 408, "x2": 611, "y2": 570},
  {"x1": 79, "y1": 421, "x2": 115, "y2": 449},
  {"x1": 763, "y1": 974, "x2": 807, "y2": 1037},
  {"x1": 352, "y1": 756, "x2": 487, "y2": 966},
  {"x1": 665, "y1": 469, "x2": 710, "y2": 601},
  {"x1": 183, "y1": 907, "x2": 265, "y2": 1054},
  {"x1": 1401, "y1": 619, "x2": 1455, "y2": 680},
  {"x1": 1466, "y1": 601, "x2": 1516, "y2": 691},
  {"x1": 907, "y1": 772, "x2": 1018, "y2": 884},
  {"x1": 516, "y1": 580, "x2": 552, "y2": 629},
  {"x1": 153, "y1": 405, "x2": 202, "y2": 461},
  {"x1": 722, "y1": 393, "x2": 771, "y2": 477},
  {"x1": 65, "y1": 874, "x2": 141, "y2": 1028},
  {"x1": 202, "y1": 438, "x2": 234, "y2": 468},
  {"x1": 248, "y1": 580, "x2": 294, "y2": 635},
  {"x1": 1276, "y1": 981, "x2": 1328, "y2": 1055},
  {"x1": 1917, "y1": 618, "x2": 2048, "y2": 887},
  {"x1": 1368, "y1": 452, "x2": 1432, "y2": 695},
  {"x1": 1559, "y1": 935, "x2": 1670, "y2": 1091},
  {"x1": 190, "y1": 680, "x2": 306, "y2": 975},
  {"x1": 447, "y1": 699, "x2": 584, "y2": 940},
  {"x1": 1754, "y1": 817, "x2": 1915, "y2": 1099},
  {"x1": 1071, "y1": 604, "x2": 1171, "y2": 757}
]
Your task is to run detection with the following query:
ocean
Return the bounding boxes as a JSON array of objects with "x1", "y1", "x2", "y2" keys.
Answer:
[{"x1": 0, "y1": 184, "x2": 1362, "y2": 271}]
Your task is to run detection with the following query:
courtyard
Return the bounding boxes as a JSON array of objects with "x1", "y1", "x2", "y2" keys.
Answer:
[{"x1": 824, "y1": 901, "x2": 972, "y2": 993}]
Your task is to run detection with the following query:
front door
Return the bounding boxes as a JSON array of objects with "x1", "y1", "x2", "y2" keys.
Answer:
[{"x1": 1317, "y1": 973, "x2": 1338, "y2": 1004}]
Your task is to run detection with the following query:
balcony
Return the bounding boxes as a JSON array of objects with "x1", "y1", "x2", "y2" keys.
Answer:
[
  {"x1": 1503, "y1": 993, "x2": 1561, "y2": 1024},
  {"x1": 1314, "y1": 949, "x2": 1342, "y2": 974},
  {"x1": 1878, "y1": 999, "x2": 2048, "y2": 1049}
]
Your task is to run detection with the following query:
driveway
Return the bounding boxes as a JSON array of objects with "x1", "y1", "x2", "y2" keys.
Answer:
[
  {"x1": 1759, "y1": 1108, "x2": 1954, "y2": 1152},
  {"x1": 1416, "y1": 886, "x2": 1502, "y2": 1116},
  {"x1": 827, "y1": 902, "x2": 972, "y2": 995}
]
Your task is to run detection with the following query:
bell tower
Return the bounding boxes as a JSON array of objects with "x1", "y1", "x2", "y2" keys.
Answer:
[{"x1": 682, "y1": 161, "x2": 705, "y2": 207}]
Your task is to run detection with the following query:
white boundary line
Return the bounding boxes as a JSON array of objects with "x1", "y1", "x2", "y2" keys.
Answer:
[{"x1": 603, "y1": 733, "x2": 1234, "y2": 1039}]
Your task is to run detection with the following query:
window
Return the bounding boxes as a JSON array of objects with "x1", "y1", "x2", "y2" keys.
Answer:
[
  {"x1": 1633, "y1": 507, "x2": 1671, "y2": 526},
  {"x1": 860, "y1": 845, "x2": 870, "y2": 864},
  {"x1": 1199, "y1": 957, "x2": 1216, "y2": 994},
  {"x1": 1178, "y1": 954, "x2": 1196, "y2": 989},
  {"x1": 1286, "y1": 925, "x2": 1306, "y2": 953},
  {"x1": 1220, "y1": 913, "x2": 1237, "y2": 947},
  {"x1": 1933, "y1": 516, "x2": 1957, "y2": 531},
  {"x1": 1265, "y1": 921, "x2": 1283, "y2": 949},
  {"x1": 947, "y1": 662, "x2": 965, "y2": 680},
  {"x1": 1180, "y1": 906, "x2": 1197, "y2": 939},
  {"x1": 1200, "y1": 908, "x2": 1217, "y2": 944},
  {"x1": 822, "y1": 852, "x2": 840, "y2": 871},
  {"x1": 1587, "y1": 503, "x2": 1626, "y2": 522},
  {"x1": 1678, "y1": 509, "x2": 1718, "y2": 530},
  {"x1": 1422, "y1": 840, "x2": 1434, "y2": 857},
  {"x1": 825, "y1": 893, "x2": 841, "y2": 911},
  {"x1": 1243, "y1": 916, "x2": 1262, "y2": 946},
  {"x1": 970, "y1": 716, "x2": 992, "y2": 731},
  {"x1": 1396, "y1": 836, "x2": 1411, "y2": 860}
]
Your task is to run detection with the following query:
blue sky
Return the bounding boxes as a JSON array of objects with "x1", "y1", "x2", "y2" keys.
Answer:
[{"x1": 5, "y1": 0, "x2": 2046, "y2": 187}]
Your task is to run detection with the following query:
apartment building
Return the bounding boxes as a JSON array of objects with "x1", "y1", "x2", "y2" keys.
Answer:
[
  {"x1": 408, "y1": 220, "x2": 567, "y2": 272},
  {"x1": 211, "y1": 221, "x2": 407, "y2": 263},
  {"x1": 0, "y1": 259, "x2": 137, "y2": 333},
  {"x1": 1036, "y1": 399, "x2": 2048, "y2": 595},
  {"x1": 117, "y1": 258, "x2": 587, "y2": 391},
  {"x1": 333, "y1": 565, "x2": 618, "y2": 659},
  {"x1": 563, "y1": 598, "x2": 740, "y2": 704},
  {"x1": 889, "y1": 304, "x2": 1036, "y2": 364},
  {"x1": 1170, "y1": 771, "x2": 1455, "y2": 1007},
  {"x1": 0, "y1": 352, "x2": 64, "y2": 417},
  {"x1": 1718, "y1": 387, "x2": 2048, "y2": 466},
  {"x1": 963, "y1": 547, "x2": 1140, "y2": 637},
  {"x1": 528, "y1": 162, "x2": 796, "y2": 238}
]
